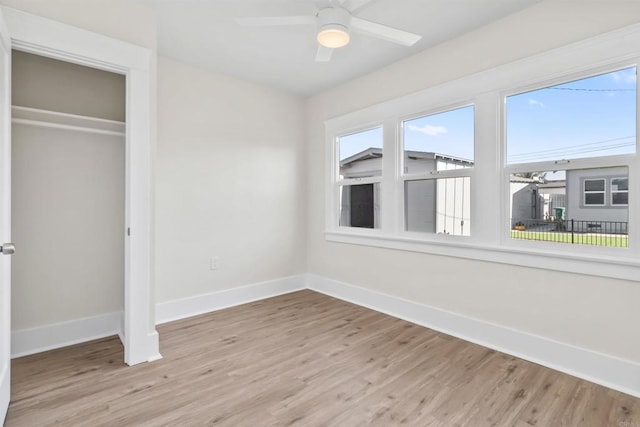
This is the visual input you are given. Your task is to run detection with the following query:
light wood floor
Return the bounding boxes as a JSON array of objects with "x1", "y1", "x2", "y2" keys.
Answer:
[{"x1": 6, "y1": 290, "x2": 640, "y2": 426}]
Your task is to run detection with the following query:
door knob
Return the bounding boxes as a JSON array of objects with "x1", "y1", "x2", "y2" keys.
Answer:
[{"x1": 0, "y1": 243, "x2": 15, "y2": 255}]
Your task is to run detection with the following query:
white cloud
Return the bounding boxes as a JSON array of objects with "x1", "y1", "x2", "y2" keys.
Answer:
[
  {"x1": 529, "y1": 99, "x2": 545, "y2": 108},
  {"x1": 611, "y1": 70, "x2": 636, "y2": 84},
  {"x1": 408, "y1": 124, "x2": 447, "y2": 136}
]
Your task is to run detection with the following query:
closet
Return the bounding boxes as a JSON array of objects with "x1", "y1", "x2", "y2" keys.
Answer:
[{"x1": 10, "y1": 50, "x2": 125, "y2": 353}]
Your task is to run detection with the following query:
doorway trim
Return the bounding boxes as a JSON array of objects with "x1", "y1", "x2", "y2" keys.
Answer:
[{"x1": 1, "y1": 6, "x2": 160, "y2": 365}]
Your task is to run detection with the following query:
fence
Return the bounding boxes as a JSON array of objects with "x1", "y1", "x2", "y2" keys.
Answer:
[{"x1": 511, "y1": 218, "x2": 628, "y2": 247}]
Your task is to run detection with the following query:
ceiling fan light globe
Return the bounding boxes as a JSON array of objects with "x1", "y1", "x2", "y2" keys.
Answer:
[{"x1": 317, "y1": 24, "x2": 350, "y2": 48}]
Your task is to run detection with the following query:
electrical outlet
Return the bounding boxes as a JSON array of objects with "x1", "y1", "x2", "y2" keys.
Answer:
[{"x1": 210, "y1": 256, "x2": 219, "y2": 270}]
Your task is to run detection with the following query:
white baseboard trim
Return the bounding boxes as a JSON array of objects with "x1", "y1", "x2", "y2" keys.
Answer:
[
  {"x1": 145, "y1": 331, "x2": 163, "y2": 363},
  {"x1": 305, "y1": 274, "x2": 640, "y2": 398},
  {"x1": 11, "y1": 311, "x2": 123, "y2": 359},
  {"x1": 155, "y1": 275, "x2": 306, "y2": 325}
]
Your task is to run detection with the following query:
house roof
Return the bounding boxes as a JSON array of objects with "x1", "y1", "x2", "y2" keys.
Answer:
[
  {"x1": 340, "y1": 147, "x2": 474, "y2": 167},
  {"x1": 340, "y1": 147, "x2": 383, "y2": 167},
  {"x1": 538, "y1": 180, "x2": 566, "y2": 189}
]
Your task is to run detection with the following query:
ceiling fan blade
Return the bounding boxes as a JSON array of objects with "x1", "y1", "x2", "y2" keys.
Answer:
[
  {"x1": 315, "y1": 45, "x2": 334, "y2": 62},
  {"x1": 313, "y1": 0, "x2": 333, "y2": 10},
  {"x1": 236, "y1": 16, "x2": 315, "y2": 27},
  {"x1": 343, "y1": 0, "x2": 376, "y2": 12},
  {"x1": 351, "y1": 17, "x2": 422, "y2": 46}
]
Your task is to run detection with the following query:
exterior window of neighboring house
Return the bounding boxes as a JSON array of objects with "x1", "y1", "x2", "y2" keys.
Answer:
[
  {"x1": 506, "y1": 67, "x2": 635, "y2": 248},
  {"x1": 611, "y1": 177, "x2": 629, "y2": 205},
  {"x1": 402, "y1": 105, "x2": 474, "y2": 236},
  {"x1": 337, "y1": 127, "x2": 383, "y2": 228},
  {"x1": 584, "y1": 179, "x2": 606, "y2": 206}
]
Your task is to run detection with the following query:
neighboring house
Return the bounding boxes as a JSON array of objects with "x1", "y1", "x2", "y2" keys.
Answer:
[
  {"x1": 509, "y1": 167, "x2": 628, "y2": 234},
  {"x1": 510, "y1": 177, "x2": 566, "y2": 227},
  {"x1": 339, "y1": 148, "x2": 383, "y2": 228},
  {"x1": 339, "y1": 153, "x2": 630, "y2": 235},
  {"x1": 566, "y1": 167, "x2": 628, "y2": 233},
  {"x1": 339, "y1": 148, "x2": 472, "y2": 235},
  {"x1": 538, "y1": 180, "x2": 567, "y2": 220},
  {"x1": 509, "y1": 176, "x2": 544, "y2": 228}
]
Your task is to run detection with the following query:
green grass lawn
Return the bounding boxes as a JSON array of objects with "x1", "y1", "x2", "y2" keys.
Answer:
[{"x1": 510, "y1": 230, "x2": 628, "y2": 247}]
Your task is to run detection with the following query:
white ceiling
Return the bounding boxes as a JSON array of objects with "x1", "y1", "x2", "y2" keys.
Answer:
[{"x1": 146, "y1": 0, "x2": 541, "y2": 96}]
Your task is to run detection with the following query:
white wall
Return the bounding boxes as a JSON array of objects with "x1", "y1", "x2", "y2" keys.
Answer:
[
  {"x1": 12, "y1": 125, "x2": 125, "y2": 330},
  {"x1": 306, "y1": 2, "x2": 640, "y2": 363},
  {"x1": 155, "y1": 56, "x2": 306, "y2": 303}
]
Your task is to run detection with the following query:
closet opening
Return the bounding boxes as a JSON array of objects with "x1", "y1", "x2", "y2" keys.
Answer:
[{"x1": 10, "y1": 50, "x2": 126, "y2": 358}]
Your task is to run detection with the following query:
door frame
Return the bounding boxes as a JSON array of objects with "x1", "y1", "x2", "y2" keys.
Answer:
[
  {"x1": 0, "y1": 7, "x2": 11, "y2": 423},
  {"x1": 1, "y1": 6, "x2": 160, "y2": 365}
]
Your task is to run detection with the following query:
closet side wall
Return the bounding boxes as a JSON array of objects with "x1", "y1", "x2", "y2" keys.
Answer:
[{"x1": 11, "y1": 51, "x2": 125, "y2": 331}]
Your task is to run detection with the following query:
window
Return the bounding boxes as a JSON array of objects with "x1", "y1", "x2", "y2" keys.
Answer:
[
  {"x1": 584, "y1": 179, "x2": 605, "y2": 206},
  {"x1": 509, "y1": 168, "x2": 628, "y2": 247},
  {"x1": 506, "y1": 68, "x2": 635, "y2": 247},
  {"x1": 325, "y1": 25, "x2": 640, "y2": 281},
  {"x1": 339, "y1": 183, "x2": 380, "y2": 228},
  {"x1": 611, "y1": 177, "x2": 629, "y2": 205},
  {"x1": 336, "y1": 127, "x2": 383, "y2": 229},
  {"x1": 338, "y1": 127, "x2": 383, "y2": 179},
  {"x1": 506, "y1": 67, "x2": 636, "y2": 165},
  {"x1": 402, "y1": 106, "x2": 474, "y2": 236},
  {"x1": 405, "y1": 177, "x2": 470, "y2": 235}
]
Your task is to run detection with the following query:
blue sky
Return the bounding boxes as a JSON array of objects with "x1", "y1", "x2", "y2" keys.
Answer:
[
  {"x1": 338, "y1": 67, "x2": 636, "y2": 164},
  {"x1": 507, "y1": 66, "x2": 636, "y2": 164}
]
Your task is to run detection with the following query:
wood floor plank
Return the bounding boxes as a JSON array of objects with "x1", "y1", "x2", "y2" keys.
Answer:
[{"x1": 5, "y1": 290, "x2": 640, "y2": 426}]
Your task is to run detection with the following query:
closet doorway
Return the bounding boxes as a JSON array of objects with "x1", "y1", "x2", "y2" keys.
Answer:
[
  {"x1": 0, "y1": 6, "x2": 159, "y2": 375},
  {"x1": 11, "y1": 51, "x2": 126, "y2": 355}
]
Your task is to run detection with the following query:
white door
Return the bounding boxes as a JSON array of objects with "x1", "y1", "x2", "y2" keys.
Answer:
[{"x1": 0, "y1": 7, "x2": 11, "y2": 424}]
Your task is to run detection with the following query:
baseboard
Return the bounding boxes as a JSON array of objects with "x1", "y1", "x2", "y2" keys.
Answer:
[
  {"x1": 155, "y1": 275, "x2": 306, "y2": 325},
  {"x1": 11, "y1": 311, "x2": 123, "y2": 359},
  {"x1": 305, "y1": 273, "x2": 640, "y2": 398},
  {"x1": 145, "y1": 331, "x2": 163, "y2": 363}
]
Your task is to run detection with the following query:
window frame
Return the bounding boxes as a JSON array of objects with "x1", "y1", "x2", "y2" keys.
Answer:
[
  {"x1": 324, "y1": 23, "x2": 640, "y2": 282},
  {"x1": 611, "y1": 176, "x2": 629, "y2": 206},
  {"x1": 399, "y1": 103, "x2": 475, "y2": 237},
  {"x1": 328, "y1": 124, "x2": 386, "y2": 234},
  {"x1": 501, "y1": 64, "x2": 635, "y2": 252},
  {"x1": 583, "y1": 178, "x2": 607, "y2": 207}
]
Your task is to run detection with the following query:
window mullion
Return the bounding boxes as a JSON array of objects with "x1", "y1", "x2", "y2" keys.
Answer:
[
  {"x1": 381, "y1": 119, "x2": 399, "y2": 233},
  {"x1": 473, "y1": 92, "x2": 502, "y2": 244}
]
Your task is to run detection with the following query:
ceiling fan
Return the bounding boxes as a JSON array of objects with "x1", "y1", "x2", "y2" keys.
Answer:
[{"x1": 236, "y1": 0, "x2": 422, "y2": 62}]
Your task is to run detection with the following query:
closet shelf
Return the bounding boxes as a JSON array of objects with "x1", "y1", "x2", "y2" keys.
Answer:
[{"x1": 11, "y1": 106, "x2": 125, "y2": 137}]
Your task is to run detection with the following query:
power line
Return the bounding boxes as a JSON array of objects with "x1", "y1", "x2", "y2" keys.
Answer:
[
  {"x1": 510, "y1": 142, "x2": 635, "y2": 162},
  {"x1": 509, "y1": 135, "x2": 635, "y2": 159},
  {"x1": 508, "y1": 135, "x2": 636, "y2": 162}
]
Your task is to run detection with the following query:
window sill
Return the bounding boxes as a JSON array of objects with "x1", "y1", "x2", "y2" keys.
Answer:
[{"x1": 325, "y1": 230, "x2": 640, "y2": 282}]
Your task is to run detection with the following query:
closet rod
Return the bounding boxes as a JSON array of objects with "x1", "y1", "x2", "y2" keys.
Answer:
[{"x1": 12, "y1": 118, "x2": 125, "y2": 137}]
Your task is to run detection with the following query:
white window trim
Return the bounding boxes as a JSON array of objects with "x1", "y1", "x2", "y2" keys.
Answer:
[{"x1": 325, "y1": 23, "x2": 640, "y2": 282}]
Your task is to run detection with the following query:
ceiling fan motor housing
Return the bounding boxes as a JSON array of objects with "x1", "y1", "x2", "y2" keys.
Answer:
[{"x1": 317, "y1": 7, "x2": 352, "y2": 48}]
